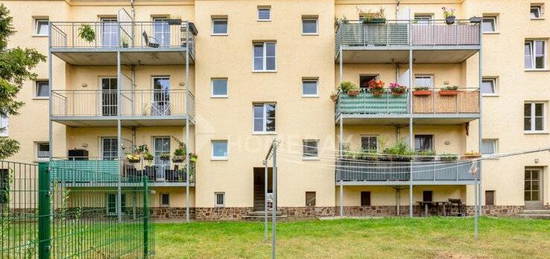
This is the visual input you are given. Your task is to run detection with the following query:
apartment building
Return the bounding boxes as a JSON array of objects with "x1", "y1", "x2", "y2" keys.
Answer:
[{"x1": 3, "y1": 0, "x2": 549, "y2": 220}]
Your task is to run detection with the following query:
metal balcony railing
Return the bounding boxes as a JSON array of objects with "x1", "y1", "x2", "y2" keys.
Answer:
[
  {"x1": 50, "y1": 21, "x2": 196, "y2": 56},
  {"x1": 336, "y1": 19, "x2": 480, "y2": 52},
  {"x1": 51, "y1": 89, "x2": 194, "y2": 118},
  {"x1": 335, "y1": 87, "x2": 479, "y2": 116},
  {"x1": 336, "y1": 159, "x2": 479, "y2": 183}
]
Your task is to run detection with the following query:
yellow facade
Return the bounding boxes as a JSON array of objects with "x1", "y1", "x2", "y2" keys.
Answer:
[{"x1": 4, "y1": 0, "x2": 550, "y2": 219}]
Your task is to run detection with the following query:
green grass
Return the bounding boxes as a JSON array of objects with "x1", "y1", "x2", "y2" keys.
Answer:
[{"x1": 154, "y1": 217, "x2": 550, "y2": 258}]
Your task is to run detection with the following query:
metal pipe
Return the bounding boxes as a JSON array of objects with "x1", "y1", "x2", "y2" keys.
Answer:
[
  {"x1": 48, "y1": 22, "x2": 53, "y2": 161},
  {"x1": 185, "y1": 23, "x2": 191, "y2": 223},
  {"x1": 264, "y1": 159, "x2": 268, "y2": 241},
  {"x1": 477, "y1": 21, "x2": 484, "y2": 219},
  {"x1": 272, "y1": 141, "x2": 277, "y2": 259},
  {"x1": 117, "y1": 50, "x2": 122, "y2": 223},
  {"x1": 339, "y1": 117, "x2": 344, "y2": 217}
]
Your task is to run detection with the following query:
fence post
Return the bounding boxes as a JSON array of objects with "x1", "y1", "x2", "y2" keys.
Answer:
[
  {"x1": 38, "y1": 162, "x2": 51, "y2": 259},
  {"x1": 143, "y1": 176, "x2": 150, "y2": 258}
]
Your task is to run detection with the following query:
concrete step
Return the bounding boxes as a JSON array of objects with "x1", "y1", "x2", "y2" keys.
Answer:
[
  {"x1": 517, "y1": 214, "x2": 550, "y2": 219},
  {"x1": 522, "y1": 209, "x2": 550, "y2": 215},
  {"x1": 247, "y1": 210, "x2": 283, "y2": 217}
]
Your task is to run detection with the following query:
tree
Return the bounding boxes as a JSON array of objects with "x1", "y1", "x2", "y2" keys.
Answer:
[{"x1": 0, "y1": 4, "x2": 46, "y2": 159}]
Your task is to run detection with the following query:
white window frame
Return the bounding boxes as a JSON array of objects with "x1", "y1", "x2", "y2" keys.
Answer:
[
  {"x1": 253, "y1": 42, "x2": 276, "y2": 72},
  {"x1": 253, "y1": 103, "x2": 276, "y2": 134},
  {"x1": 36, "y1": 142, "x2": 50, "y2": 160},
  {"x1": 0, "y1": 115, "x2": 8, "y2": 137},
  {"x1": 101, "y1": 137, "x2": 118, "y2": 160},
  {"x1": 35, "y1": 80, "x2": 49, "y2": 98},
  {"x1": 211, "y1": 17, "x2": 228, "y2": 35},
  {"x1": 525, "y1": 40, "x2": 547, "y2": 70},
  {"x1": 525, "y1": 102, "x2": 546, "y2": 133},
  {"x1": 302, "y1": 139, "x2": 319, "y2": 159},
  {"x1": 482, "y1": 16, "x2": 498, "y2": 33},
  {"x1": 211, "y1": 78, "x2": 228, "y2": 98},
  {"x1": 360, "y1": 135, "x2": 378, "y2": 151},
  {"x1": 414, "y1": 74, "x2": 434, "y2": 88},
  {"x1": 481, "y1": 139, "x2": 498, "y2": 155},
  {"x1": 302, "y1": 16, "x2": 319, "y2": 35},
  {"x1": 481, "y1": 77, "x2": 497, "y2": 96},
  {"x1": 257, "y1": 6, "x2": 271, "y2": 21},
  {"x1": 211, "y1": 140, "x2": 228, "y2": 160},
  {"x1": 34, "y1": 18, "x2": 49, "y2": 36},
  {"x1": 531, "y1": 4, "x2": 544, "y2": 19},
  {"x1": 302, "y1": 78, "x2": 318, "y2": 97},
  {"x1": 215, "y1": 192, "x2": 225, "y2": 207}
]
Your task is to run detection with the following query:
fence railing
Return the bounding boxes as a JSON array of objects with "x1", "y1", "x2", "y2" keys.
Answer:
[
  {"x1": 336, "y1": 19, "x2": 480, "y2": 51},
  {"x1": 0, "y1": 161, "x2": 154, "y2": 258},
  {"x1": 336, "y1": 159, "x2": 479, "y2": 183},
  {"x1": 336, "y1": 87, "x2": 479, "y2": 116},
  {"x1": 51, "y1": 89, "x2": 194, "y2": 118}
]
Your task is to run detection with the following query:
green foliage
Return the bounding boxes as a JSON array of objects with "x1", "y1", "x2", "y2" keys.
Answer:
[
  {"x1": 78, "y1": 24, "x2": 96, "y2": 43},
  {"x1": 0, "y1": 4, "x2": 45, "y2": 159},
  {"x1": 338, "y1": 81, "x2": 358, "y2": 93},
  {"x1": 440, "y1": 153, "x2": 458, "y2": 161},
  {"x1": 382, "y1": 141, "x2": 413, "y2": 156},
  {"x1": 442, "y1": 85, "x2": 459, "y2": 90}
]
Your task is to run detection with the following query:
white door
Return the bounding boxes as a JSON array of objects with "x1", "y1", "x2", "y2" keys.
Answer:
[
  {"x1": 152, "y1": 77, "x2": 171, "y2": 116},
  {"x1": 101, "y1": 78, "x2": 117, "y2": 116}
]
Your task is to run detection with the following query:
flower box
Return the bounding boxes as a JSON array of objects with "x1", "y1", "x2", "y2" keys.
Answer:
[
  {"x1": 347, "y1": 89, "x2": 360, "y2": 96},
  {"x1": 439, "y1": 90, "x2": 460, "y2": 96},
  {"x1": 172, "y1": 155, "x2": 186, "y2": 163},
  {"x1": 413, "y1": 90, "x2": 432, "y2": 96}
]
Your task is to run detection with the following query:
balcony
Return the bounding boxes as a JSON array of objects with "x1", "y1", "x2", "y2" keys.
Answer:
[
  {"x1": 51, "y1": 89, "x2": 194, "y2": 126},
  {"x1": 335, "y1": 88, "x2": 479, "y2": 124},
  {"x1": 49, "y1": 159, "x2": 195, "y2": 187},
  {"x1": 50, "y1": 21, "x2": 197, "y2": 65},
  {"x1": 336, "y1": 20, "x2": 480, "y2": 63},
  {"x1": 336, "y1": 159, "x2": 479, "y2": 185}
]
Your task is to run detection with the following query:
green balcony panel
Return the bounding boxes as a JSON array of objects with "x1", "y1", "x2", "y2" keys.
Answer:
[
  {"x1": 50, "y1": 160, "x2": 119, "y2": 182},
  {"x1": 337, "y1": 92, "x2": 408, "y2": 115}
]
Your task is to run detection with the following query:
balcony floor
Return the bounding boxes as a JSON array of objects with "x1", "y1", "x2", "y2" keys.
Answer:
[
  {"x1": 51, "y1": 115, "x2": 192, "y2": 127},
  {"x1": 60, "y1": 182, "x2": 195, "y2": 188},
  {"x1": 339, "y1": 47, "x2": 479, "y2": 64},
  {"x1": 51, "y1": 48, "x2": 193, "y2": 65},
  {"x1": 337, "y1": 181, "x2": 475, "y2": 186},
  {"x1": 337, "y1": 113, "x2": 479, "y2": 125}
]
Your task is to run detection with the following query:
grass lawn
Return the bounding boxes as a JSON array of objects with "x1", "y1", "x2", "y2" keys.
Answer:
[{"x1": 155, "y1": 217, "x2": 550, "y2": 258}]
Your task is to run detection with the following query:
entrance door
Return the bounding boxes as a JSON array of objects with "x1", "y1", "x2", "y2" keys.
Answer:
[
  {"x1": 253, "y1": 167, "x2": 272, "y2": 211},
  {"x1": 101, "y1": 137, "x2": 118, "y2": 160},
  {"x1": 153, "y1": 137, "x2": 170, "y2": 180},
  {"x1": 107, "y1": 193, "x2": 126, "y2": 216},
  {"x1": 525, "y1": 167, "x2": 544, "y2": 209},
  {"x1": 101, "y1": 78, "x2": 117, "y2": 116},
  {"x1": 101, "y1": 18, "x2": 119, "y2": 47},
  {"x1": 152, "y1": 77, "x2": 171, "y2": 116}
]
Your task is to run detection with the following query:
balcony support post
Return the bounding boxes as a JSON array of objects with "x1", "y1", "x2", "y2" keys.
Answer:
[
  {"x1": 339, "y1": 117, "x2": 344, "y2": 217},
  {"x1": 409, "y1": 182, "x2": 413, "y2": 218},
  {"x1": 185, "y1": 25, "x2": 191, "y2": 224},
  {"x1": 48, "y1": 23, "x2": 53, "y2": 161},
  {"x1": 477, "y1": 22, "x2": 484, "y2": 218},
  {"x1": 117, "y1": 50, "x2": 122, "y2": 223}
]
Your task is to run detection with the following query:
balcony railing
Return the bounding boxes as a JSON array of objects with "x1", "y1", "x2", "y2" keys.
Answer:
[
  {"x1": 50, "y1": 21, "x2": 196, "y2": 56},
  {"x1": 336, "y1": 159, "x2": 479, "y2": 183},
  {"x1": 49, "y1": 159, "x2": 195, "y2": 185},
  {"x1": 51, "y1": 89, "x2": 194, "y2": 118},
  {"x1": 336, "y1": 19, "x2": 480, "y2": 51},
  {"x1": 335, "y1": 88, "x2": 479, "y2": 116}
]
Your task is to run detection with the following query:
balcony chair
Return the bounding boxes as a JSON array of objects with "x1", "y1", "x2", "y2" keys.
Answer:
[{"x1": 142, "y1": 31, "x2": 160, "y2": 48}]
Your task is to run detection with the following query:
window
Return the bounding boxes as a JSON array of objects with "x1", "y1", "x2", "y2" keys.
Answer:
[
  {"x1": 525, "y1": 40, "x2": 546, "y2": 69},
  {"x1": 481, "y1": 78, "x2": 497, "y2": 95},
  {"x1": 35, "y1": 80, "x2": 49, "y2": 98},
  {"x1": 153, "y1": 17, "x2": 170, "y2": 47},
  {"x1": 253, "y1": 42, "x2": 276, "y2": 71},
  {"x1": 106, "y1": 193, "x2": 126, "y2": 216},
  {"x1": 303, "y1": 140, "x2": 319, "y2": 158},
  {"x1": 414, "y1": 14, "x2": 433, "y2": 24},
  {"x1": 101, "y1": 137, "x2": 118, "y2": 160},
  {"x1": 35, "y1": 19, "x2": 49, "y2": 35},
  {"x1": 302, "y1": 16, "x2": 318, "y2": 34},
  {"x1": 531, "y1": 4, "x2": 543, "y2": 19},
  {"x1": 360, "y1": 191, "x2": 371, "y2": 206},
  {"x1": 481, "y1": 139, "x2": 497, "y2": 155},
  {"x1": 160, "y1": 193, "x2": 170, "y2": 207},
  {"x1": 360, "y1": 75, "x2": 378, "y2": 89},
  {"x1": 153, "y1": 136, "x2": 170, "y2": 166},
  {"x1": 415, "y1": 135, "x2": 433, "y2": 152},
  {"x1": 485, "y1": 190, "x2": 495, "y2": 206},
  {"x1": 422, "y1": 191, "x2": 433, "y2": 202},
  {"x1": 258, "y1": 6, "x2": 271, "y2": 21},
  {"x1": 524, "y1": 102, "x2": 546, "y2": 132},
  {"x1": 0, "y1": 169, "x2": 8, "y2": 204},
  {"x1": 302, "y1": 78, "x2": 318, "y2": 97},
  {"x1": 0, "y1": 115, "x2": 8, "y2": 137},
  {"x1": 36, "y1": 142, "x2": 50, "y2": 160},
  {"x1": 414, "y1": 75, "x2": 434, "y2": 88},
  {"x1": 152, "y1": 77, "x2": 170, "y2": 116},
  {"x1": 212, "y1": 78, "x2": 228, "y2": 97},
  {"x1": 212, "y1": 140, "x2": 228, "y2": 159},
  {"x1": 212, "y1": 17, "x2": 228, "y2": 35},
  {"x1": 101, "y1": 17, "x2": 118, "y2": 47},
  {"x1": 215, "y1": 192, "x2": 225, "y2": 207},
  {"x1": 253, "y1": 103, "x2": 276, "y2": 133},
  {"x1": 361, "y1": 136, "x2": 377, "y2": 151},
  {"x1": 482, "y1": 16, "x2": 497, "y2": 33},
  {"x1": 305, "y1": 192, "x2": 316, "y2": 207}
]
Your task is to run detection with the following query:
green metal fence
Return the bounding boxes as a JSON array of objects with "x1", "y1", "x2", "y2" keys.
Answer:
[{"x1": 0, "y1": 161, "x2": 154, "y2": 258}]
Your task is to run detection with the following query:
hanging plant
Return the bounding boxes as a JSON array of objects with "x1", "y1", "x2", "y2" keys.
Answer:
[
  {"x1": 78, "y1": 24, "x2": 96, "y2": 43},
  {"x1": 389, "y1": 82, "x2": 407, "y2": 96}
]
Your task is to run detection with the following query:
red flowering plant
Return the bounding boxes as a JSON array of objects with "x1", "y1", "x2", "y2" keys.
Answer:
[
  {"x1": 367, "y1": 79, "x2": 385, "y2": 96},
  {"x1": 389, "y1": 82, "x2": 407, "y2": 96}
]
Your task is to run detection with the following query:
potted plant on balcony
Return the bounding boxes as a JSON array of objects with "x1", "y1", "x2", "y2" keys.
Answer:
[
  {"x1": 357, "y1": 149, "x2": 378, "y2": 161},
  {"x1": 362, "y1": 8, "x2": 386, "y2": 24},
  {"x1": 440, "y1": 153, "x2": 458, "y2": 162},
  {"x1": 78, "y1": 24, "x2": 96, "y2": 43},
  {"x1": 171, "y1": 137, "x2": 187, "y2": 163},
  {"x1": 439, "y1": 84, "x2": 460, "y2": 96},
  {"x1": 368, "y1": 79, "x2": 385, "y2": 97},
  {"x1": 462, "y1": 151, "x2": 481, "y2": 159},
  {"x1": 389, "y1": 82, "x2": 407, "y2": 96},
  {"x1": 382, "y1": 142, "x2": 413, "y2": 162},
  {"x1": 413, "y1": 87, "x2": 432, "y2": 96},
  {"x1": 160, "y1": 152, "x2": 170, "y2": 161},
  {"x1": 415, "y1": 150, "x2": 435, "y2": 162},
  {"x1": 330, "y1": 91, "x2": 339, "y2": 102},
  {"x1": 340, "y1": 81, "x2": 360, "y2": 96},
  {"x1": 121, "y1": 37, "x2": 129, "y2": 48},
  {"x1": 189, "y1": 153, "x2": 198, "y2": 163},
  {"x1": 126, "y1": 152, "x2": 141, "y2": 164},
  {"x1": 442, "y1": 7, "x2": 456, "y2": 25}
]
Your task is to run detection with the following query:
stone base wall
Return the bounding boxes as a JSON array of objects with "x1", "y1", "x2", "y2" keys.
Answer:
[
  {"x1": 280, "y1": 207, "x2": 335, "y2": 220},
  {"x1": 466, "y1": 206, "x2": 524, "y2": 216},
  {"x1": 195, "y1": 207, "x2": 253, "y2": 221},
  {"x1": 151, "y1": 207, "x2": 196, "y2": 219}
]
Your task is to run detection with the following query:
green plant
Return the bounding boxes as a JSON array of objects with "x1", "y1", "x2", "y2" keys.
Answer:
[
  {"x1": 414, "y1": 87, "x2": 430, "y2": 91},
  {"x1": 382, "y1": 142, "x2": 414, "y2": 161},
  {"x1": 339, "y1": 81, "x2": 357, "y2": 93},
  {"x1": 160, "y1": 152, "x2": 170, "y2": 160},
  {"x1": 172, "y1": 136, "x2": 187, "y2": 156},
  {"x1": 415, "y1": 150, "x2": 435, "y2": 161},
  {"x1": 442, "y1": 85, "x2": 459, "y2": 91},
  {"x1": 440, "y1": 153, "x2": 458, "y2": 161},
  {"x1": 442, "y1": 7, "x2": 455, "y2": 18},
  {"x1": 357, "y1": 149, "x2": 378, "y2": 160},
  {"x1": 78, "y1": 24, "x2": 96, "y2": 43},
  {"x1": 361, "y1": 8, "x2": 386, "y2": 23},
  {"x1": 143, "y1": 151, "x2": 154, "y2": 161}
]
